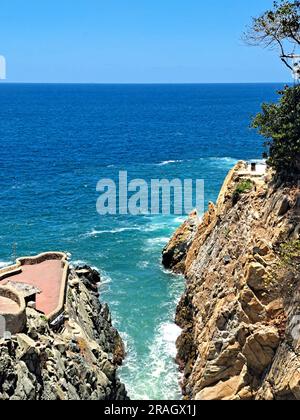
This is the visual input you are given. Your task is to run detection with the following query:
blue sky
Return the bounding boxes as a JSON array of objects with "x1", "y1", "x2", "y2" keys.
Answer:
[{"x1": 0, "y1": 0, "x2": 291, "y2": 83}]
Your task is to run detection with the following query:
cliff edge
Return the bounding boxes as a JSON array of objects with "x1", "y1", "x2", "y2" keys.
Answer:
[
  {"x1": 0, "y1": 265, "x2": 128, "y2": 400},
  {"x1": 163, "y1": 161, "x2": 300, "y2": 400}
]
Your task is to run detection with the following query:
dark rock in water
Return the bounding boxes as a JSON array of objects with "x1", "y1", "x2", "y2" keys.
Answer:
[
  {"x1": 162, "y1": 210, "x2": 199, "y2": 274},
  {"x1": 75, "y1": 266, "x2": 100, "y2": 294}
]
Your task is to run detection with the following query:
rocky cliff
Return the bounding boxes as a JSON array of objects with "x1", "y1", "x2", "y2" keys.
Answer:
[
  {"x1": 163, "y1": 161, "x2": 300, "y2": 400},
  {"x1": 0, "y1": 266, "x2": 128, "y2": 400}
]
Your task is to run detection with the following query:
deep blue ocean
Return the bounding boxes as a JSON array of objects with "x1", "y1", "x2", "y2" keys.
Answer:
[{"x1": 0, "y1": 83, "x2": 282, "y2": 399}]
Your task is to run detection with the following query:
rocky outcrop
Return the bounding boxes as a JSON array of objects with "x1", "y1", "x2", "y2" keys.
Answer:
[
  {"x1": 0, "y1": 266, "x2": 128, "y2": 400},
  {"x1": 162, "y1": 210, "x2": 199, "y2": 273},
  {"x1": 165, "y1": 161, "x2": 300, "y2": 400}
]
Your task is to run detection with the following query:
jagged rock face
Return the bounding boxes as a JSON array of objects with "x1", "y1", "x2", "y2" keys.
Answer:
[
  {"x1": 166, "y1": 162, "x2": 300, "y2": 400},
  {"x1": 162, "y1": 210, "x2": 199, "y2": 273},
  {"x1": 0, "y1": 267, "x2": 128, "y2": 400}
]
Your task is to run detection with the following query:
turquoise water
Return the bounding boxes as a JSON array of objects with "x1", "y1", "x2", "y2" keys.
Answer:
[{"x1": 0, "y1": 83, "x2": 282, "y2": 399}]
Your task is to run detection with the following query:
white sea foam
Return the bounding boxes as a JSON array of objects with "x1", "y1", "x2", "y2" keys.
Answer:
[
  {"x1": 162, "y1": 267, "x2": 181, "y2": 277},
  {"x1": 70, "y1": 259, "x2": 88, "y2": 267},
  {"x1": 143, "y1": 222, "x2": 169, "y2": 232},
  {"x1": 172, "y1": 216, "x2": 186, "y2": 224},
  {"x1": 157, "y1": 322, "x2": 182, "y2": 358},
  {"x1": 116, "y1": 265, "x2": 185, "y2": 399},
  {"x1": 146, "y1": 237, "x2": 170, "y2": 247},
  {"x1": 118, "y1": 321, "x2": 182, "y2": 400},
  {"x1": 0, "y1": 261, "x2": 12, "y2": 269},
  {"x1": 82, "y1": 227, "x2": 142, "y2": 238},
  {"x1": 137, "y1": 260, "x2": 150, "y2": 269},
  {"x1": 100, "y1": 271, "x2": 112, "y2": 286},
  {"x1": 99, "y1": 280, "x2": 112, "y2": 295},
  {"x1": 117, "y1": 332, "x2": 143, "y2": 398},
  {"x1": 152, "y1": 156, "x2": 238, "y2": 168},
  {"x1": 156, "y1": 156, "x2": 237, "y2": 167},
  {"x1": 157, "y1": 159, "x2": 183, "y2": 166},
  {"x1": 70, "y1": 260, "x2": 101, "y2": 275},
  {"x1": 145, "y1": 321, "x2": 182, "y2": 398},
  {"x1": 206, "y1": 156, "x2": 238, "y2": 165}
]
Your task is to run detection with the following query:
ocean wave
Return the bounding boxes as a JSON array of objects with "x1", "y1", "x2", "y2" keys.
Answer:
[
  {"x1": 0, "y1": 261, "x2": 12, "y2": 269},
  {"x1": 143, "y1": 222, "x2": 169, "y2": 232},
  {"x1": 205, "y1": 156, "x2": 238, "y2": 165},
  {"x1": 81, "y1": 227, "x2": 142, "y2": 238},
  {"x1": 207, "y1": 156, "x2": 236, "y2": 161},
  {"x1": 146, "y1": 321, "x2": 182, "y2": 397},
  {"x1": 155, "y1": 156, "x2": 237, "y2": 167},
  {"x1": 118, "y1": 321, "x2": 182, "y2": 400},
  {"x1": 156, "y1": 322, "x2": 182, "y2": 358},
  {"x1": 146, "y1": 237, "x2": 170, "y2": 247},
  {"x1": 156, "y1": 159, "x2": 184, "y2": 166},
  {"x1": 70, "y1": 259, "x2": 88, "y2": 267},
  {"x1": 161, "y1": 267, "x2": 177, "y2": 276},
  {"x1": 100, "y1": 271, "x2": 112, "y2": 286},
  {"x1": 118, "y1": 332, "x2": 143, "y2": 398},
  {"x1": 98, "y1": 271, "x2": 113, "y2": 296},
  {"x1": 136, "y1": 260, "x2": 150, "y2": 269},
  {"x1": 70, "y1": 259, "x2": 101, "y2": 275},
  {"x1": 172, "y1": 216, "x2": 186, "y2": 225}
]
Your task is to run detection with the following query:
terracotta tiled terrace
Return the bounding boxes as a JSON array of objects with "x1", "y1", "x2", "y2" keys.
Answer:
[{"x1": 0, "y1": 253, "x2": 69, "y2": 321}]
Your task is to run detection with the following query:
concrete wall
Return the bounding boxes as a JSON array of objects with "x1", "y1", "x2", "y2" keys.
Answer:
[{"x1": 0, "y1": 286, "x2": 26, "y2": 335}]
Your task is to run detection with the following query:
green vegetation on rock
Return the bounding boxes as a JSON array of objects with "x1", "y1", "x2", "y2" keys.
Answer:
[
  {"x1": 279, "y1": 239, "x2": 300, "y2": 266},
  {"x1": 232, "y1": 179, "x2": 253, "y2": 204}
]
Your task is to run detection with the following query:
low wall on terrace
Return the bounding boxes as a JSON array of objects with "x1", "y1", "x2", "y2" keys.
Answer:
[
  {"x1": 0, "y1": 252, "x2": 69, "y2": 324},
  {"x1": 0, "y1": 286, "x2": 26, "y2": 335}
]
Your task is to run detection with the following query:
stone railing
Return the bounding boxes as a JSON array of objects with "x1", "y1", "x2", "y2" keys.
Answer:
[
  {"x1": 45, "y1": 253, "x2": 69, "y2": 323},
  {"x1": 17, "y1": 252, "x2": 67, "y2": 266},
  {"x1": 0, "y1": 252, "x2": 69, "y2": 324},
  {"x1": 0, "y1": 286, "x2": 26, "y2": 335}
]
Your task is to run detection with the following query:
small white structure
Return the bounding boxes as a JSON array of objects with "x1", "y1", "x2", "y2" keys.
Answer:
[
  {"x1": 0, "y1": 55, "x2": 6, "y2": 80},
  {"x1": 246, "y1": 160, "x2": 267, "y2": 175},
  {"x1": 238, "y1": 160, "x2": 267, "y2": 178}
]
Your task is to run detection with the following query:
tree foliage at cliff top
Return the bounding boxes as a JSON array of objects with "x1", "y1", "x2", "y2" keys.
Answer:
[
  {"x1": 245, "y1": 1, "x2": 300, "y2": 181},
  {"x1": 252, "y1": 85, "x2": 300, "y2": 179},
  {"x1": 244, "y1": 1, "x2": 300, "y2": 71}
]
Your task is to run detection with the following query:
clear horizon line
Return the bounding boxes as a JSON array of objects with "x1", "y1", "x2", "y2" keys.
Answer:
[{"x1": 0, "y1": 81, "x2": 291, "y2": 85}]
